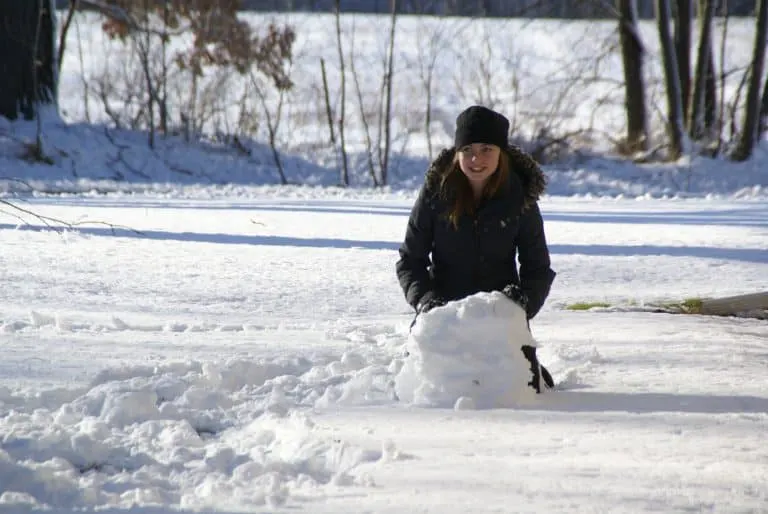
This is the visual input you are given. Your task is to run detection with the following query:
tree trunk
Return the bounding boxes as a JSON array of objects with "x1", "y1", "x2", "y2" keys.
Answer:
[
  {"x1": 617, "y1": 0, "x2": 649, "y2": 152},
  {"x1": 688, "y1": 0, "x2": 715, "y2": 139},
  {"x1": 715, "y1": 2, "x2": 730, "y2": 154},
  {"x1": 380, "y1": 0, "x2": 398, "y2": 186},
  {"x1": 732, "y1": 0, "x2": 768, "y2": 161},
  {"x1": 704, "y1": 45, "x2": 717, "y2": 133},
  {"x1": 0, "y1": 0, "x2": 56, "y2": 120},
  {"x1": 656, "y1": 0, "x2": 686, "y2": 159},
  {"x1": 334, "y1": 0, "x2": 349, "y2": 186},
  {"x1": 674, "y1": 0, "x2": 692, "y2": 120},
  {"x1": 57, "y1": 0, "x2": 80, "y2": 77},
  {"x1": 760, "y1": 69, "x2": 768, "y2": 136}
]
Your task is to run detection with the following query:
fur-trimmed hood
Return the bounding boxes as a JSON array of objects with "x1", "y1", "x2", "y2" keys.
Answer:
[{"x1": 424, "y1": 144, "x2": 547, "y2": 211}]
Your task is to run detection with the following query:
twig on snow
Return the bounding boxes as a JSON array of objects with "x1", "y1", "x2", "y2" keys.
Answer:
[{"x1": 0, "y1": 198, "x2": 143, "y2": 236}]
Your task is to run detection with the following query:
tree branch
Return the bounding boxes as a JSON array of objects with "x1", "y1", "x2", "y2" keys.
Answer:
[{"x1": 0, "y1": 198, "x2": 142, "y2": 235}]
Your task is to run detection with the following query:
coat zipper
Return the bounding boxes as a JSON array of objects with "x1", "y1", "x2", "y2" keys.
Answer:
[{"x1": 473, "y1": 215, "x2": 482, "y2": 271}]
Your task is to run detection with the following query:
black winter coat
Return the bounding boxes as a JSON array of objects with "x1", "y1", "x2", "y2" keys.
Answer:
[{"x1": 396, "y1": 145, "x2": 556, "y2": 319}]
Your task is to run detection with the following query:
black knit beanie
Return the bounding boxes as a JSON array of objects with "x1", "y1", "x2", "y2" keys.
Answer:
[{"x1": 454, "y1": 105, "x2": 509, "y2": 149}]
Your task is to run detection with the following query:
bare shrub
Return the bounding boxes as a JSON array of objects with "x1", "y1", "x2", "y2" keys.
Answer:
[{"x1": 72, "y1": 0, "x2": 295, "y2": 153}]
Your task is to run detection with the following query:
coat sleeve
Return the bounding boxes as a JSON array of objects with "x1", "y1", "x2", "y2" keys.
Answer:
[
  {"x1": 396, "y1": 185, "x2": 436, "y2": 309},
  {"x1": 516, "y1": 202, "x2": 556, "y2": 319}
]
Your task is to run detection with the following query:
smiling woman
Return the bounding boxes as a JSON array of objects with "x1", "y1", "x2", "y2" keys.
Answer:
[{"x1": 457, "y1": 143, "x2": 503, "y2": 196}]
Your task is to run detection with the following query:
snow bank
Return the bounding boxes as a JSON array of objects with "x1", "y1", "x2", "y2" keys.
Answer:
[
  {"x1": 394, "y1": 292, "x2": 537, "y2": 409},
  {"x1": 0, "y1": 293, "x2": 547, "y2": 509},
  {"x1": 1, "y1": 116, "x2": 766, "y2": 199},
  {"x1": 0, "y1": 356, "x2": 389, "y2": 510}
]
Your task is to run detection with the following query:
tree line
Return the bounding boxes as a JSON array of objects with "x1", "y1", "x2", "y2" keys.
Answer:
[
  {"x1": 2, "y1": 0, "x2": 767, "y2": 187},
  {"x1": 620, "y1": 0, "x2": 767, "y2": 160},
  {"x1": 238, "y1": 0, "x2": 758, "y2": 18},
  {"x1": 53, "y1": 0, "x2": 758, "y2": 18}
]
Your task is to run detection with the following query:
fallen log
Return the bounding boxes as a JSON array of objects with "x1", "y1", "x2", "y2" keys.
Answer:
[{"x1": 696, "y1": 292, "x2": 768, "y2": 317}]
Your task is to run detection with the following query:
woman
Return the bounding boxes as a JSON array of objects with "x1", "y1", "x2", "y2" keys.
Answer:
[{"x1": 396, "y1": 105, "x2": 556, "y2": 393}]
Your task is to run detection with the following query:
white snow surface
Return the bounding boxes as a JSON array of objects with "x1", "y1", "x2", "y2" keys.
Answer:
[
  {"x1": 0, "y1": 11, "x2": 767, "y2": 514},
  {"x1": 1, "y1": 193, "x2": 767, "y2": 513}
]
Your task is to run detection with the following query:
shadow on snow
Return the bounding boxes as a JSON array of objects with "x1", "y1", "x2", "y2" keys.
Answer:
[
  {"x1": 20, "y1": 197, "x2": 413, "y2": 217},
  {"x1": 17, "y1": 198, "x2": 768, "y2": 228},
  {"x1": 545, "y1": 206, "x2": 768, "y2": 229},
  {"x1": 1, "y1": 224, "x2": 765, "y2": 263},
  {"x1": 538, "y1": 390, "x2": 768, "y2": 415}
]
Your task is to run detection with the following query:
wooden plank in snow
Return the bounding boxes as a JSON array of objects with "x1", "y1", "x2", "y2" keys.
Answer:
[{"x1": 698, "y1": 292, "x2": 768, "y2": 317}]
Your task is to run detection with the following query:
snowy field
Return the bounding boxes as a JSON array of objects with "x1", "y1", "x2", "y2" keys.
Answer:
[
  {"x1": 1, "y1": 9, "x2": 767, "y2": 514},
  {"x1": 1, "y1": 191, "x2": 767, "y2": 512}
]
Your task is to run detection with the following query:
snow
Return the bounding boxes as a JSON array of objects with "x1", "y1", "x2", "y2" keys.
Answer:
[
  {"x1": 0, "y1": 10, "x2": 767, "y2": 514},
  {"x1": 395, "y1": 292, "x2": 537, "y2": 408},
  {"x1": 1, "y1": 194, "x2": 766, "y2": 512}
]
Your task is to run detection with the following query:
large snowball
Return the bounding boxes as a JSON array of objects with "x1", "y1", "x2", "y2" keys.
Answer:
[{"x1": 394, "y1": 291, "x2": 537, "y2": 408}]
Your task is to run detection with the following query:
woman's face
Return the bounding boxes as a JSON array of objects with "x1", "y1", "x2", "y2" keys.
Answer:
[{"x1": 457, "y1": 143, "x2": 501, "y2": 187}]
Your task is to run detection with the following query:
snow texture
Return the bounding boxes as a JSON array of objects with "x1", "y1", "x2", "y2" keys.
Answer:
[
  {"x1": 0, "y1": 10, "x2": 766, "y2": 514},
  {"x1": 0, "y1": 194, "x2": 766, "y2": 513},
  {"x1": 395, "y1": 292, "x2": 537, "y2": 408}
]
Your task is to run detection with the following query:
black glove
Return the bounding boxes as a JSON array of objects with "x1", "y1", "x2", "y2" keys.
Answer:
[
  {"x1": 501, "y1": 283, "x2": 528, "y2": 311},
  {"x1": 417, "y1": 295, "x2": 445, "y2": 314},
  {"x1": 409, "y1": 293, "x2": 445, "y2": 331}
]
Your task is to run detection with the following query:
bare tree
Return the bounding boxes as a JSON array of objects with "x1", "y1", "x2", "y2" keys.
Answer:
[
  {"x1": 137, "y1": 2, "x2": 157, "y2": 147},
  {"x1": 0, "y1": 0, "x2": 56, "y2": 122},
  {"x1": 674, "y1": 0, "x2": 692, "y2": 120},
  {"x1": 656, "y1": 0, "x2": 685, "y2": 159},
  {"x1": 57, "y1": 0, "x2": 80, "y2": 77},
  {"x1": 158, "y1": 0, "x2": 170, "y2": 134},
  {"x1": 333, "y1": 0, "x2": 350, "y2": 186},
  {"x1": 727, "y1": 63, "x2": 751, "y2": 143},
  {"x1": 319, "y1": 58, "x2": 337, "y2": 160},
  {"x1": 688, "y1": 0, "x2": 715, "y2": 140},
  {"x1": 380, "y1": 0, "x2": 399, "y2": 186},
  {"x1": 413, "y1": 19, "x2": 449, "y2": 162},
  {"x1": 732, "y1": 0, "x2": 768, "y2": 161},
  {"x1": 250, "y1": 65, "x2": 290, "y2": 184},
  {"x1": 72, "y1": 13, "x2": 92, "y2": 123},
  {"x1": 761, "y1": 69, "x2": 768, "y2": 136},
  {"x1": 703, "y1": 44, "x2": 717, "y2": 134},
  {"x1": 715, "y1": 1, "x2": 730, "y2": 153},
  {"x1": 0, "y1": 0, "x2": 57, "y2": 166},
  {"x1": 91, "y1": 0, "x2": 295, "y2": 148},
  {"x1": 347, "y1": 17, "x2": 379, "y2": 186},
  {"x1": 617, "y1": 0, "x2": 649, "y2": 152}
]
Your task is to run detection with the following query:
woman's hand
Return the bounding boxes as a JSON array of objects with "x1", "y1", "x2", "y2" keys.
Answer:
[
  {"x1": 417, "y1": 295, "x2": 445, "y2": 314},
  {"x1": 501, "y1": 283, "x2": 528, "y2": 311}
]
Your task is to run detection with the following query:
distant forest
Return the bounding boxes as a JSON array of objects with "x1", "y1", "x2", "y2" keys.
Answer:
[{"x1": 55, "y1": 1, "x2": 758, "y2": 18}]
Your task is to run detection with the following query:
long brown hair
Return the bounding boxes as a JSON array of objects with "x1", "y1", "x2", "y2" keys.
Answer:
[{"x1": 440, "y1": 150, "x2": 509, "y2": 229}]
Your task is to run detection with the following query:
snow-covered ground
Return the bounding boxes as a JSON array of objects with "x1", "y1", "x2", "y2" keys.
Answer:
[
  {"x1": 1, "y1": 192, "x2": 766, "y2": 512},
  {"x1": 1, "y1": 10, "x2": 767, "y2": 514}
]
